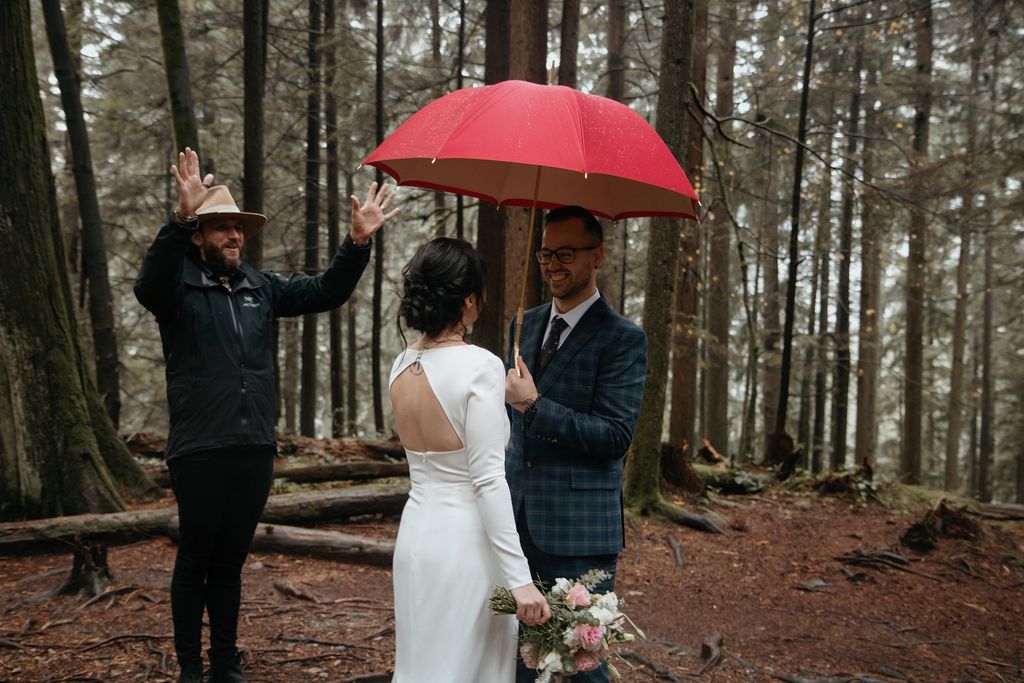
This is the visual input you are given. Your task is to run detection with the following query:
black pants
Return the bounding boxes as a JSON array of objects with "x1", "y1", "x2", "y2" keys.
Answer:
[
  {"x1": 168, "y1": 448, "x2": 274, "y2": 669},
  {"x1": 515, "y1": 509, "x2": 618, "y2": 683}
]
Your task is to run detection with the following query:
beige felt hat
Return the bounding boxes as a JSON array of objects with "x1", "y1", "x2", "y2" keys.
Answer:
[{"x1": 196, "y1": 185, "x2": 267, "y2": 238}]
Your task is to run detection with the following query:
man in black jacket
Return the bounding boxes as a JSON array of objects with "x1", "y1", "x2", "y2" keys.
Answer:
[{"x1": 135, "y1": 147, "x2": 399, "y2": 683}]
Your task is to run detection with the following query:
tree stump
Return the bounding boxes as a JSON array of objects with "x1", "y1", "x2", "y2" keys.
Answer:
[{"x1": 53, "y1": 541, "x2": 113, "y2": 596}]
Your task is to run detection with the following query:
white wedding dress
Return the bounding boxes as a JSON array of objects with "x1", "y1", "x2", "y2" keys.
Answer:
[{"x1": 389, "y1": 345, "x2": 533, "y2": 683}]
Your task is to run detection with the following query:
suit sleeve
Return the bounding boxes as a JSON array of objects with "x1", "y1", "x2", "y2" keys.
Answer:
[
  {"x1": 133, "y1": 220, "x2": 193, "y2": 320},
  {"x1": 527, "y1": 324, "x2": 647, "y2": 460},
  {"x1": 466, "y1": 355, "x2": 533, "y2": 589},
  {"x1": 269, "y1": 234, "x2": 372, "y2": 317}
]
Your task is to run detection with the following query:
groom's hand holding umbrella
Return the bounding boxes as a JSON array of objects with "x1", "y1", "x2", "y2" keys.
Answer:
[{"x1": 506, "y1": 355, "x2": 539, "y2": 413}]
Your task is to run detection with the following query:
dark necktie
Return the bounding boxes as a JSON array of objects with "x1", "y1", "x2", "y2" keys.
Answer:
[{"x1": 537, "y1": 317, "x2": 569, "y2": 375}]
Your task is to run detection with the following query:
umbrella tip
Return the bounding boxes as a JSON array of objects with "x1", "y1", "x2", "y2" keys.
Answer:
[
  {"x1": 431, "y1": 158, "x2": 437, "y2": 165},
  {"x1": 357, "y1": 163, "x2": 364, "y2": 170}
]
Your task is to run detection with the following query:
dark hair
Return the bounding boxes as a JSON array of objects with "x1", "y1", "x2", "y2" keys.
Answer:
[
  {"x1": 398, "y1": 237, "x2": 487, "y2": 339},
  {"x1": 545, "y1": 205, "x2": 603, "y2": 244}
]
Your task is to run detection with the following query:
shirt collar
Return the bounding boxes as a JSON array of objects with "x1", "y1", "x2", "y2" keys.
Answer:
[{"x1": 547, "y1": 288, "x2": 601, "y2": 335}]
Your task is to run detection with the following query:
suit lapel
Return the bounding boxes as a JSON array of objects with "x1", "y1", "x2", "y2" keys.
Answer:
[
  {"x1": 536, "y1": 298, "x2": 611, "y2": 395},
  {"x1": 518, "y1": 304, "x2": 549, "y2": 376}
]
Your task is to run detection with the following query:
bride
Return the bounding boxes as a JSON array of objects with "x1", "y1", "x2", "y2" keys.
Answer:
[{"x1": 389, "y1": 238, "x2": 551, "y2": 681}]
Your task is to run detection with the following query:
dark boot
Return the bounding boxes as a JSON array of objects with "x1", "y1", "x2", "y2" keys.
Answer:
[
  {"x1": 208, "y1": 653, "x2": 248, "y2": 683},
  {"x1": 176, "y1": 661, "x2": 204, "y2": 683}
]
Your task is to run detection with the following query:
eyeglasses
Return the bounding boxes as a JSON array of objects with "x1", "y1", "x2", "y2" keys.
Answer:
[{"x1": 535, "y1": 246, "x2": 600, "y2": 265}]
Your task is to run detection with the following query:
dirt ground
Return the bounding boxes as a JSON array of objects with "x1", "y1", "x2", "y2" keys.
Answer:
[{"x1": 1, "y1": 464, "x2": 1022, "y2": 682}]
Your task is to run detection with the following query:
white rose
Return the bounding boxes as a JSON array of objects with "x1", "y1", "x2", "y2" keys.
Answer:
[
  {"x1": 552, "y1": 578, "x2": 572, "y2": 595},
  {"x1": 541, "y1": 650, "x2": 564, "y2": 673},
  {"x1": 563, "y1": 627, "x2": 580, "y2": 649},
  {"x1": 596, "y1": 592, "x2": 620, "y2": 613},
  {"x1": 588, "y1": 605, "x2": 616, "y2": 626}
]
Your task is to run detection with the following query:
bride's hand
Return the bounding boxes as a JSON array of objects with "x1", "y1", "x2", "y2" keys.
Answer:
[{"x1": 511, "y1": 583, "x2": 551, "y2": 626}]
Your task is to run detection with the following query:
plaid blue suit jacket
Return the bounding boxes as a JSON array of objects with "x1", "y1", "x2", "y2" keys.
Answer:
[{"x1": 505, "y1": 296, "x2": 647, "y2": 557}]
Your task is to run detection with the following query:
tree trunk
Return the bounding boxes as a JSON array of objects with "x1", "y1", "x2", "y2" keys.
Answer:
[
  {"x1": 473, "y1": 0, "x2": 511, "y2": 356},
  {"x1": 854, "y1": 65, "x2": 882, "y2": 472},
  {"x1": 154, "y1": 0, "x2": 201, "y2": 155},
  {"x1": 242, "y1": 0, "x2": 267, "y2": 269},
  {"x1": 967, "y1": 330, "x2": 980, "y2": 498},
  {"x1": 812, "y1": 246, "x2": 830, "y2": 474},
  {"x1": 668, "y1": 0, "x2": 707, "y2": 455},
  {"x1": 0, "y1": 482, "x2": 410, "y2": 554},
  {"x1": 557, "y1": 0, "x2": 580, "y2": 87},
  {"x1": 455, "y1": 0, "x2": 466, "y2": 239},
  {"x1": 760, "y1": 150, "x2": 782, "y2": 464},
  {"x1": 301, "y1": 0, "x2": 324, "y2": 438},
  {"x1": 0, "y1": 0, "x2": 153, "y2": 520},
  {"x1": 769, "y1": 0, "x2": 817, "y2": 462},
  {"x1": 284, "y1": 315, "x2": 300, "y2": 434},
  {"x1": 830, "y1": 42, "x2": 863, "y2": 471},
  {"x1": 901, "y1": 2, "x2": 933, "y2": 485},
  {"x1": 501, "y1": 0, "x2": 547, "y2": 339},
  {"x1": 624, "y1": 0, "x2": 695, "y2": 513},
  {"x1": 346, "y1": 169, "x2": 359, "y2": 435},
  {"x1": 945, "y1": 8, "x2": 983, "y2": 492},
  {"x1": 371, "y1": 0, "x2": 386, "y2": 433},
  {"x1": 796, "y1": 220, "x2": 820, "y2": 462},
  {"x1": 978, "y1": 224, "x2": 994, "y2": 502},
  {"x1": 41, "y1": 0, "x2": 122, "y2": 430},
  {"x1": 596, "y1": 0, "x2": 629, "y2": 314},
  {"x1": 704, "y1": 2, "x2": 735, "y2": 459},
  {"x1": 326, "y1": 0, "x2": 344, "y2": 437},
  {"x1": 429, "y1": 0, "x2": 447, "y2": 235}
]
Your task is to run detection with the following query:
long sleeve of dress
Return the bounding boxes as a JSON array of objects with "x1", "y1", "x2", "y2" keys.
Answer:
[{"x1": 465, "y1": 356, "x2": 534, "y2": 589}]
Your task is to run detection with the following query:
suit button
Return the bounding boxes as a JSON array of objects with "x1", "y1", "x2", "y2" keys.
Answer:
[{"x1": 526, "y1": 460, "x2": 534, "y2": 468}]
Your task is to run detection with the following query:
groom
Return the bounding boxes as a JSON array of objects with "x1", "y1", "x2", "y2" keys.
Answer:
[{"x1": 505, "y1": 205, "x2": 648, "y2": 683}]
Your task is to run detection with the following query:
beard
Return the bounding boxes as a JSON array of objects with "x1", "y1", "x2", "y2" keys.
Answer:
[{"x1": 202, "y1": 243, "x2": 242, "y2": 276}]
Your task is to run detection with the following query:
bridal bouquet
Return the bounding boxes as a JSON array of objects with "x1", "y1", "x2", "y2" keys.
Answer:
[{"x1": 490, "y1": 569, "x2": 644, "y2": 682}]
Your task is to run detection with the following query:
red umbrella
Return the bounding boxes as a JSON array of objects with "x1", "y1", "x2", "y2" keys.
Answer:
[
  {"x1": 364, "y1": 80, "x2": 698, "y2": 221},
  {"x1": 363, "y1": 79, "x2": 699, "y2": 363}
]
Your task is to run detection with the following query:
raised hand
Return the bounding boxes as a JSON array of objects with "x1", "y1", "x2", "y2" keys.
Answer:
[
  {"x1": 170, "y1": 147, "x2": 214, "y2": 218},
  {"x1": 351, "y1": 181, "x2": 400, "y2": 244}
]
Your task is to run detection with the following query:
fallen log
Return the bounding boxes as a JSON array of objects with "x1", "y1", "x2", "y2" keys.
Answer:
[
  {"x1": 972, "y1": 501, "x2": 1024, "y2": 521},
  {"x1": 143, "y1": 460, "x2": 409, "y2": 488},
  {"x1": 693, "y1": 464, "x2": 769, "y2": 494},
  {"x1": 127, "y1": 433, "x2": 406, "y2": 464},
  {"x1": 168, "y1": 518, "x2": 394, "y2": 566},
  {"x1": 0, "y1": 481, "x2": 409, "y2": 555}
]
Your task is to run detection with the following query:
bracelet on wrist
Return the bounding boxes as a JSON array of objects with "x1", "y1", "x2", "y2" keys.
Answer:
[{"x1": 173, "y1": 208, "x2": 198, "y2": 225}]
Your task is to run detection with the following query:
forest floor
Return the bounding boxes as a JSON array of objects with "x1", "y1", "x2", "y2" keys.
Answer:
[{"x1": 1, "y1": 442, "x2": 1022, "y2": 682}]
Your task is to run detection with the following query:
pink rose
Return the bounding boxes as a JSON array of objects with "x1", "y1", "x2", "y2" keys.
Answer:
[
  {"x1": 575, "y1": 652, "x2": 600, "y2": 672},
  {"x1": 574, "y1": 624, "x2": 604, "y2": 651},
  {"x1": 564, "y1": 583, "x2": 592, "y2": 608},
  {"x1": 520, "y1": 643, "x2": 539, "y2": 668}
]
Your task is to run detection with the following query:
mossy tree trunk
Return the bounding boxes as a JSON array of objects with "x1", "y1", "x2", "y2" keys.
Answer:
[
  {"x1": 623, "y1": 0, "x2": 695, "y2": 515},
  {"x1": 0, "y1": 0, "x2": 154, "y2": 521},
  {"x1": 41, "y1": 0, "x2": 122, "y2": 430},
  {"x1": 154, "y1": 0, "x2": 201, "y2": 155}
]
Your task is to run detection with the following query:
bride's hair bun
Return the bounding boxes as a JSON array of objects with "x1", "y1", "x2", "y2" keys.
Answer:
[{"x1": 399, "y1": 238, "x2": 487, "y2": 338}]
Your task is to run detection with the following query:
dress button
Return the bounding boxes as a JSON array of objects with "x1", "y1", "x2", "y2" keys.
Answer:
[{"x1": 526, "y1": 460, "x2": 533, "y2": 468}]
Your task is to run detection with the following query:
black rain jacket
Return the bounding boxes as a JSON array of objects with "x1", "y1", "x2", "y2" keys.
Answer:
[{"x1": 134, "y1": 220, "x2": 370, "y2": 459}]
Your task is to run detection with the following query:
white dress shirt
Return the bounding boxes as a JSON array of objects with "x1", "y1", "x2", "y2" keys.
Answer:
[{"x1": 544, "y1": 288, "x2": 602, "y2": 349}]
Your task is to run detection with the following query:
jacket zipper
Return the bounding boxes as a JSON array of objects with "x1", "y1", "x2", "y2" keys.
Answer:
[{"x1": 226, "y1": 289, "x2": 249, "y2": 437}]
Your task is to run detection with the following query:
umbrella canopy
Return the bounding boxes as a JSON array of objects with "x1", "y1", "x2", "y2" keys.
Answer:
[{"x1": 364, "y1": 80, "x2": 699, "y2": 221}]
